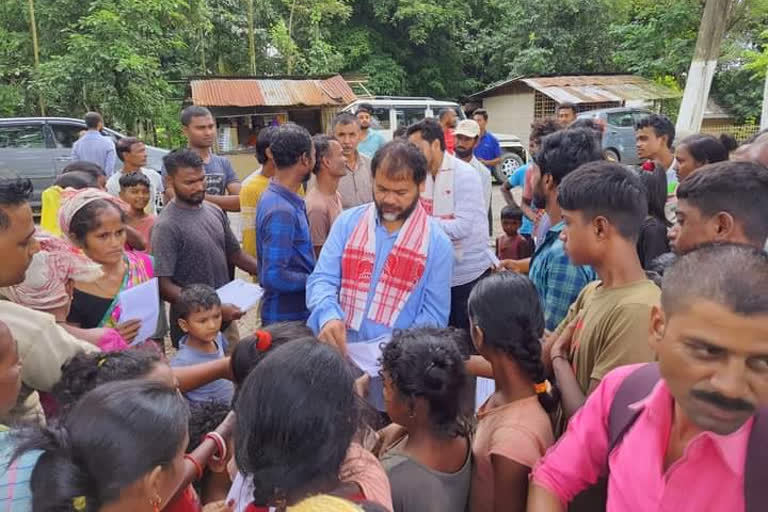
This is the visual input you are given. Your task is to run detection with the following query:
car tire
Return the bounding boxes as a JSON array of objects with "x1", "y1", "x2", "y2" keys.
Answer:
[
  {"x1": 494, "y1": 152, "x2": 525, "y2": 183},
  {"x1": 604, "y1": 148, "x2": 620, "y2": 162}
]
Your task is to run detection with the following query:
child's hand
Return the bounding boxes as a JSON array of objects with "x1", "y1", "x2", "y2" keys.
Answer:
[
  {"x1": 496, "y1": 259, "x2": 524, "y2": 273},
  {"x1": 116, "y1": 319, "x2": 142, "y2": 342}
]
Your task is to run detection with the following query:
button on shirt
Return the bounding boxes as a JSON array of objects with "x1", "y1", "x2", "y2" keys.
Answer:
[
  {"x1": 473, "y1": 132, "x2": 501, "y2": 170},
  {"x1": 256, "y1": 181, "x2": 316, "y2": 325},
  {"x1": 337, "y1": 152, "x2": 373, "y2": 209},
  {"x1": 529, "y1": 221, "x2": 596, "y2": 331},
  {"x1": 71, "y1": 130, "x2": 117, "y2": 176},
  {"x1": 306, "y1": 205, "x2": 454, "y2": 343},
  {"x1": 533, "y1": 364, "x2": 749, "y2": 512}
]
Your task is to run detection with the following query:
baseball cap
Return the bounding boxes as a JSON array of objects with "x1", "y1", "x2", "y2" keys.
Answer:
[{"x1": 454, "y1": 119, "x2": 480, "y2": 138}]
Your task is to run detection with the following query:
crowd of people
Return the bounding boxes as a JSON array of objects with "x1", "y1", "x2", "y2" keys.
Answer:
[{"x1": 0, "y1": 99, "x2": 767, "y2": 512}]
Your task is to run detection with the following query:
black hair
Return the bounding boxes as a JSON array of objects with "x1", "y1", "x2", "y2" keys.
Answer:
[
  {"x1": 646, "y1": 252, "x2": 678, "y2": 286},
  {"x1": 256, "y1": 126, "x2": 277, "y2": 165},
  {"x1": 371, "y1": 140, "x2": 428, "y2": 185},
  {"x1": 678, "y1": 134, "x2": 732, "y2": 166},
  {"x1": 558, "y1": 161, "x2": 647, "y2": 241},
  {"x1": 438, "y1": 109, "x2": 455, "y2": 121},
  {"x1": 52, "y1": 350, "x2": 163, "y2": 411},
  {"x1": 13, "y1": 380, "x2": 188, "y2": 512},
  {"x1": 661, "y1": 243, "x2": 768, "y2": 317},
  {"x1": 269, "y1": 123, "x2": 313, "y2": 170},
  {"x1": 61, "y1": 161, "x2": 105, "y2": 180},
  {"x1": 501, "y1": 205, "x2": 523, "y2": 222},
  {"x1": 467, "y1": 273, "x2": 559, "y2": 412},
  {"x1": 84, "y1": 112, "x2": 102, "y2": 129},
  {"x1": 311, "y1": 134, "x2": 336, "y2": 175},
  {"x1": 472, "y1": 108, "x2": 489, "y2": 121},
  {"x1": 118, "y1": 172, "x2": 151, "y2": 190},
  {"x1": 676, "y1": 160, "x2": 768, "y2": 247},
  {"x1": 406, "y1": 118, "x2": 446, "y2": 152},
  {"x1": 356, "y1": 103, "x2": 373, "y2": 115},
  {"x1": 0, "y1": 177, "x2": 33, "y2": 230},
  {"x1": 529, "y1": 118, "x2": 561, "y2": 145},
  {"x1": 68, "y1": 199, "x2": 126, "y2": 244},
  {"x1": 557, "y1": 102, "x2": 576, "y2": 114},
  {"x1": 568, "y1": 118, "x2": 604, "y2": 148},
  {"x1": 534, "y1": 128, "x2": 604, "y2": 185},
  {"x1": 54, "y1": 171, "x2": 97, "y2": 190},
  {"x1": 163, "y1": 148, "x2": 204, "y2": 176},
  {"x1": 176, "y1": 283, "x2": 221, "y2": 319},
  {"x1": 235, "y1": 339, "x2": 359, "y2": 508},
  {"x1": 230, "y1": 321, "x2": 314, "y2": 388},
  {"x1": 392, "y1": 126, "x2": 408, "y2": 139},
  {"x1": 181, "y1": 106, "x2": 213, "y2": 127},
  {"x1": 115, "y1": 137, "x2": 142, "y2": 163},
  {"x1": 332, "y1": 113, "x2": 360, "y2": 131},
  {"x1": 187, "y1": 400, "x2": 230, "y2": 453},
  {"x1": 635, "y1": 114, "x2": 675, "y2": 148},
  {"x1": 638, "y1": 164, "x2": 670, "y2": 227},
  {"x1": 381, "y1": 328, "x2": 471, "y2": 438}
]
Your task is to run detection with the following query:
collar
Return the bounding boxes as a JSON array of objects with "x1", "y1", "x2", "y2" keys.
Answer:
[
  {"x1": 268, "y1": 179, "x2": 305, "y2": 209},
  {"x1": 439, "y1": 152, "x2": 455, "y2": 172},
  {"x1": 548, "y1": 220, "x2": 565, "y2": 233},
  {"x1": 346, "y1": 151, "x2": 362, "y2": 172},
  {"x1": 628, "y1": 378, "x2": 751, "y2": 475}
]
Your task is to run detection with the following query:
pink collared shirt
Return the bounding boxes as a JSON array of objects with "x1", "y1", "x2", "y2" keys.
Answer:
[{"x1": 532, "y1": 364, "x2": 751, "y2": 512}]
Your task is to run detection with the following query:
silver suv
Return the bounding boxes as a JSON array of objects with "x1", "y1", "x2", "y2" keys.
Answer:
[{"x1": 0, "y1": 117, "x2": 168, "y2": 210}]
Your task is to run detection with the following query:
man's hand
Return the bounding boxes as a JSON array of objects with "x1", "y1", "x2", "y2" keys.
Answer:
[
  {"x1": 221, "y1": 303, "x2": 244, "y2": 323},
  {"x1": 496, "y1": 259, "x2": 525, "y2": 273},
  {"x1": 318, "y1": 319, "x2": 347, "y2": 356},
  {"x1": 116, "y1": 319, "x2": 141, "y2": 342},
  {"x1": 550, "y1": 321, "x2": 577, "y2": 361}
]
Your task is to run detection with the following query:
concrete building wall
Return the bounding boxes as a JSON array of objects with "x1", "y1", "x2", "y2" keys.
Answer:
[{"x1": 483, "y1": 91, "x2": 536, "y2": 145}]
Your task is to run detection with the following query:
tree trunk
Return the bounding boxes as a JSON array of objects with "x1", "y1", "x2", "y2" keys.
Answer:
[
  {"x1": 761, "y1": 68, "x2": 768, "y2": 131},
  {"x1": 27, "y1": 0, "x2": 46, "y2": 116},
  {"x1": 246, "y1": 0, "x2": 257, "y2": 75}
]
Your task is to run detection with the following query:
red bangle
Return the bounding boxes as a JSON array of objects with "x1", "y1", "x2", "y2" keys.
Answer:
[
  {"x1": 205, "y1": 432, "x2": 227, "y2": 463},
  {"x1": 184, "y1": 454, "x2": 203, "y2": 480}
]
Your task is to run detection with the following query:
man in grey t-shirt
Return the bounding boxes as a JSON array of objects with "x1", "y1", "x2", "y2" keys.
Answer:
[{"x1": 152, "y1": 149, "x2": 259, "y2": 346}]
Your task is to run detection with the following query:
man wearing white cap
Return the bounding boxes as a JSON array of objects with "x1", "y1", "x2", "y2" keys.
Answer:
[{"x1": 454, "y1": 119, "x2": 492, "y2": 221}]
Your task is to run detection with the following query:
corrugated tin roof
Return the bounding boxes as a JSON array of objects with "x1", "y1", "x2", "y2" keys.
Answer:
[
  {"x1": 189, "y1": 75, "x2": 356, "y2": 108},
  {"x1": 470, "y1": 75, "x2": 680, "y2": 103}
]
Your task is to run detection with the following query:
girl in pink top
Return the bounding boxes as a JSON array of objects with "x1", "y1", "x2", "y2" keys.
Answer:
[{"x1": 467, "y1": 273, "x2": 557, "y2": 512}]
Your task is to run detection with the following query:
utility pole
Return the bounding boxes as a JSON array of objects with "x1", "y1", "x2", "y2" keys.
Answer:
[
  {"x1": 27, "y1": 0, "x2": 45, "y2": 116},
  {"x1": 675, "y1": 0, "x2": 733, "y2": 137},
  {"x1": 246, "y1": 0, "x2": 257, "y2": 75}
]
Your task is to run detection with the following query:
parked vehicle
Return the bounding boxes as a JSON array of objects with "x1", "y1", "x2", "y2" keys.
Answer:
[
  {"x1": 577, "y1": 107, "x2": 653, "y2": 165},
  {"x1": 343, "y1": 97, "x2": 527, "y2": 183},
  {"x1": 0, "y1": 117, "x2": 168, "y2": 211}
]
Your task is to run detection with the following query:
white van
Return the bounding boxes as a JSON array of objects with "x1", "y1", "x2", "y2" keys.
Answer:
[{"x1": 342, "y1": 96, "x2": 527, "y2": 182}]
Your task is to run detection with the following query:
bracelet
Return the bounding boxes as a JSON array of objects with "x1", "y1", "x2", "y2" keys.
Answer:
[
  {"x1": 205, "y1": 432, "x2": 227, "y2": 463},
  {"x1": 184, "y1": 454, "x2": 203, "y2": 480}
]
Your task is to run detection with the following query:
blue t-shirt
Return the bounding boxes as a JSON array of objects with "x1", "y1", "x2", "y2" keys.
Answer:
[
  {"x1": 170, "y1": 333, "x2": 234, "y2": 404},
  {"x1": 358, "y1": 130, "x2": 386, "y2": 159},
  {"x1": 473, "y1": 132, "x2": 502, "y2": 169},
  {"x1": 161, "y1": 153, "x2": 239, "y2": 196},
  {"x1": 507, "y1": 164, "x2": 534, "y2": 236}
]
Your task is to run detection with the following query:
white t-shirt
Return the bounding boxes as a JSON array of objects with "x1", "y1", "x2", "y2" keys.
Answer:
[{"x1": 106, "y1": 167, "x2": 165, "y2": 215}]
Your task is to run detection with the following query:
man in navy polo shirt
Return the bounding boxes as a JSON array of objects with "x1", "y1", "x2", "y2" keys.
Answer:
[{"x1": 472, "y1": 109, "x2": 502, "y2": 171}]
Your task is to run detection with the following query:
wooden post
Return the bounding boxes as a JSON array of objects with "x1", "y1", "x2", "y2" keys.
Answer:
[
  {"x1": 27, "y1": 0, "x2": 45, "y2": 116},
  {"x1": 675, "y1": 0, "x2": 733, "y2": 137}
]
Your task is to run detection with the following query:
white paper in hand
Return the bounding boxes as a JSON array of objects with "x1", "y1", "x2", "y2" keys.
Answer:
[
  {"x1": 217, "y1": 279, "x2": 264, "y2": 312},
  {"x1": 118, "y1": 278, "x2": 159, "y2": 346},
  {"x1": 475, "y1": 377, "x2": 496, "y2": 411},
  {"x1": 347, "y1": 335, "x2": 390, "y2": 377}
]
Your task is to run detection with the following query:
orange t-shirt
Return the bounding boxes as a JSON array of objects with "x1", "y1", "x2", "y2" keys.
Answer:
[{"x1": 470, "y1": 395, "x2": 554, "y2": 512}]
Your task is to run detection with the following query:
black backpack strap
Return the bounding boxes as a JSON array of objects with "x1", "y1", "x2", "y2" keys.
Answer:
[
  {"x1": 746, "y1": 408, "x2": 768, "y2": 512},
  {"x1": 608, "y1": 363, "x2": 661, "y2": 452}
]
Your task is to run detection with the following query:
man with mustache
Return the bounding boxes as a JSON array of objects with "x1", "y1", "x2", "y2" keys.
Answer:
[
  {"x1": 306, "y1": 140, "x2": 453, "y2": 355},
  {"x1": 453, "y1": 119, "x2": 492, "y2": 235},
  {"x1": 152, "y1": 149, "x2": 260, "y2": 346},
  {"x1": 529, "y1": 243, "x2": 768, "y2": 511}
]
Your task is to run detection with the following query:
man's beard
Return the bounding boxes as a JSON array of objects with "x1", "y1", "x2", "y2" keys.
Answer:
[
  {"x1": 177, "y1": 190, "x2": 205, "y2": 205},
  {"x1": 454, "y1": 146, "x2": 474, "y2": 160},
  {"x1": 533, "y1": 187, "x2": 547, "y2": 209},
  {"x1": 376, "y1": 195, "x2": 419, "y2": 223}
]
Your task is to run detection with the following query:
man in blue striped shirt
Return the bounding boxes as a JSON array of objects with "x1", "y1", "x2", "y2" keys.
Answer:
[
  {"x1": 256, "y1": 124, "x2": 316, "y2": 325},
  {"x1": 71, "y1": 112, "x2": 117, "y2": 176}
]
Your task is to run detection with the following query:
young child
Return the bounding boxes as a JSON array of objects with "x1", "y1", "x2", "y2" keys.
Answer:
[
  {"x1": 170, "y1": 284, "x2": 234, "y2": 405},
  {"x1": 119, "y1": 172, "x2": 155, "y2": 252},
  {"x1": 467, "y1": 273, "x2": 556, "y2": 512},
  {"x1": 496, "y1": 205, "x2": 532, "y2": 260}
]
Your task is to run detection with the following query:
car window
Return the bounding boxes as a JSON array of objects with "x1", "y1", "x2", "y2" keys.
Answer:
[
  {"x1": 632, "y1": 111, "x2": 650, "y2": 126},
  {"x1": 49, "y1": 123, "x2": 87, "y2": 148},
  {"x1": 368, "y1": 107, "x2": 391, "y2": 130},
  {"x1": 606, "y1": 111, "x2": 635, "y2": 128},
  {"x1": 395, "y1": 107, "x2": 427, "y2": 129},
  {"x1": 0, "y1": 124, "x2": 46, "y2": 149}
]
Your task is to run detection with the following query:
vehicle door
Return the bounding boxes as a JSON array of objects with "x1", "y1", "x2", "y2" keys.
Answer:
[
  {"x1": 0, "y1": 121, "x2": 54, "y2": 207},
  {"x1": 605, "y1": 111, "x2": 638, "y2": 164},
  {"x1": 48, "y1": 121, "x2": 88, "y2": 173}
]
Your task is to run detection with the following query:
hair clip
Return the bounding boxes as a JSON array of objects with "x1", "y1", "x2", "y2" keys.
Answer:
[
  {"x1": 641, "y1": 160, "x2": 656, "y2": 172},
  {"x1": 72, "y1": 496, "x2": 87, "y2": 511},
  {"x1": 254, "y1": 330, "x2": 273, "y2": 352},
  {"x1": 97, "y1": 356, "x2": 108, "y2": 368},
  {"x1": 534, "y1": 380, "x2": 551, "y2": 394}
]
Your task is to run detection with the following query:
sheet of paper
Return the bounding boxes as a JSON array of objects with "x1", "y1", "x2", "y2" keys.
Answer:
[
  {"x1": 118, "y1": 278, "x2": 159, "y2": 346},
  {"x1": 348, "y1": 335, "x2": 391, "y2": 412},
  {"x1": 475, "y1": 377, "x2": 496, "y2": 411},
  {"x1": 485, "y1": 247, "x2": 501, "y2": 268},
  {"x1": 216, "y1": 279, "x2": 264, "y2": 312}
]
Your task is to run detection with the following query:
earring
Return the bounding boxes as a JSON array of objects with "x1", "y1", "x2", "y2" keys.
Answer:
[{"x1": 150, "y1": 495, "x2": 161, "y2": 512}]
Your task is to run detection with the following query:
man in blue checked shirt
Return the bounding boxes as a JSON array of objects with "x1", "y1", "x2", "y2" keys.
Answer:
[{"x1": 256, "y1": 124, "x2": 316, "y2": 325}]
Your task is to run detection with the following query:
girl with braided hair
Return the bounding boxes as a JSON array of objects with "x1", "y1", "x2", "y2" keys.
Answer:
[{"x1": 467, "y1": 272, "x2": 556, "y2": 512}]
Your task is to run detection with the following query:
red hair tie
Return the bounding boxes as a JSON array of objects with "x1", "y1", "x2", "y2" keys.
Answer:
[
  {"x1": 641, "y1": 160, "x2": 655, "y2": 172},
  {"x1": 254, "y1": 330, "x2": 272, "y2": 352}
]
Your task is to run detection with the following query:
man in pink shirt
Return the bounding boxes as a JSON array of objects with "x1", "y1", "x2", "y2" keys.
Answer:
[{"x1": 528, "y1": 243, "x2": 768, "y2": 512}]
